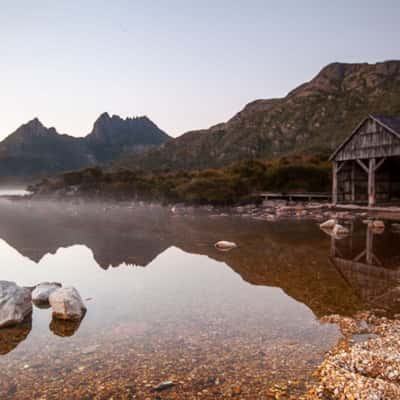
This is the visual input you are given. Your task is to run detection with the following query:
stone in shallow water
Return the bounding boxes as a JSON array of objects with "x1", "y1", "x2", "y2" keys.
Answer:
[
  {"x1": 214, "y1": 241, "x2": 237, "y2": 251},
  {"x1": 32, "y1": 282, "x2": 61, "y2": 304},
  {"x1": 320, "y1": 219, "x2": 336, "y2": 229},
  {"x1": 0, "y1": 281, "x2": 32, "y2": 328},
  {"x1": 49, "y1": 287, "x2": 86, "y2": 321},
  {"x1": 154, "y1": 381, "x2": 175, "y2": 391},
  {"x1": 332, "y1": 223, "x2": 349, "y2": 236}
]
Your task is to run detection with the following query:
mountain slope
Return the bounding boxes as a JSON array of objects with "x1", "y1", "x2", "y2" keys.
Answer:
[
  {"x1": 124, "y1": 61, "x2": 400, "y2": 170},
  {"x1": 0, "y1": 113, "x2": 169, "y2": 180}
]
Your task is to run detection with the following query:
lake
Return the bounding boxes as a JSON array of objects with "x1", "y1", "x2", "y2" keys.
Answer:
[{"x1": 0, "y1": 199, "x2": 399, "y2": 399}]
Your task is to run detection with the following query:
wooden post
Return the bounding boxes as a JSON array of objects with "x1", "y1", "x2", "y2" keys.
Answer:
[
  {"x1": 366, "y1": 224, "x2": 373, "y2": 264},
  {"x1": 351, "y1": 161, "x2": 356, "y2": 202},
  {"x1": 332, "y1": 161, "x2": 338, "y2": 205},
  {"x1": 368, "y1": 158, "x2": 376, "y2": 207},
  {"x1": 330, "y1": 234, "x2": 336, "y2": 258}
]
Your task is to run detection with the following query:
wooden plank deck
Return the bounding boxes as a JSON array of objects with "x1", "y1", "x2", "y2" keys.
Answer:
[{"x1": 258, "y1": 192, "x2": 331, "y2": 201}]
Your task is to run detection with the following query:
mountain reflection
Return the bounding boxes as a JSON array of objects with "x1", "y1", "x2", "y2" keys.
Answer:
[{"x1": 0, "y1": 200, "x2": 399, "y2": 325}]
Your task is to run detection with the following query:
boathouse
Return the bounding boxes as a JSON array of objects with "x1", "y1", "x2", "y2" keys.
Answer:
[{"x1": 330, "y1": 115, "x2": 400, "y2": 206}]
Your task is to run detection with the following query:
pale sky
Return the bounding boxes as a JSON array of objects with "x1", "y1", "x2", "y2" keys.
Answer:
[{"x1": 0, "y1": 0, "x2": 399, "y2": 139}]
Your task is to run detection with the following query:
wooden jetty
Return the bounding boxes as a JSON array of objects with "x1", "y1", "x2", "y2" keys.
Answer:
[{"x1": 259, "y1": 192, "x2": 331, "y2": 202}]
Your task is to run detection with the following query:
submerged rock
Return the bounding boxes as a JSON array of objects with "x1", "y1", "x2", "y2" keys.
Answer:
[
  {"x1": 392, "y1": 223, "x2": 400, "y2": 233},
  {"x1": 154, "y1": 381, "x2": 175, "y2": 391},
  {"x1": 332, "y1": 224, "x2": 349, "y2": 236},
  {"x1": 371, "y1": 220, "x2": 385, "y2": 232},
  {"x1": 49, "y1": 287, "x2": 86, "y2": 321},
  {"x1": 214, "y1": 241, "x2": 237, "y2": 251},
  {"x1": 320, "y1": 219, "x2": 336, "y2": 229},
  {"x1": 0, "y1": 281, "x2": 32, "y2": 328},
  {"x1": 32, "y1": 282, "x2": 62, "y2": 304}
]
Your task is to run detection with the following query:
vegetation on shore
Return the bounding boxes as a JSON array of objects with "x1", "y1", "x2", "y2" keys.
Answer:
[{"x1": 31, "y1": 155, "x2": 331, "y2": 205}]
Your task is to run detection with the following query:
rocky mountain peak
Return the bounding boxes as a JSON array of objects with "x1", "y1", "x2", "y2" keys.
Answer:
[
  {"x1": 0, "y1": 113, "x2": 169, "y2": 179},
  {"x1": 124, "y1": 60, "x2": 400, "y2": 171}
]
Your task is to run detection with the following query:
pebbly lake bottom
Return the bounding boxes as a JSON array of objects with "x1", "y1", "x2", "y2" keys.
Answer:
[{"x1": 0, "y1": 199, "x2": 399, "y2": 399}]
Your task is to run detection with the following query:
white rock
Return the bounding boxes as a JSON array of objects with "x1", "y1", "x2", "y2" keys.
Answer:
[
  {"x1": 333, "y1": 224, "x2": 349, "y2": 236},
  {"x1": 32, "y1": 282, "x2": 62, "y2": 304},
  {"x1": 49, "y1": 287, "x2": 86, "y2": 321},
  {"x1": 320, "y1": 219, "x2": 336, "y2": 229},
  {"x1": 0, "y1": 281, "x2": 32, "y2": 328},
  {"x1": 214, "y1": 241, "x2": 237, "y2": 251}
]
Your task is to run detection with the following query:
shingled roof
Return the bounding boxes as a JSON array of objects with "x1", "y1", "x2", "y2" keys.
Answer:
[{"x1": 330, "y1": 114, "x2": 400, "y2": 160}]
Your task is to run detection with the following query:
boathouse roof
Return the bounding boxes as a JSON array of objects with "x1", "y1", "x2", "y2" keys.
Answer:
[{"x1": 330, "y1": 114, "x2": 400, "y2": 161}]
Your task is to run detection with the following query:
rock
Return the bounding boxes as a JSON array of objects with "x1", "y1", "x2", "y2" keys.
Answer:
[
  {"x1": 320, "y1": 219, "x2": 336, "y2": 229},
  {"x1": 372, "y1": 220, "x2": 385, "y2": 229},
  {"x1": 333, "y1": 224, "x2": 349, "y2": 236},
  {"x1": 153, "y1": 381, "x2": 175, "y2": 391},
  {"x1": 49, "y1": 287, "x2": 86, "y2": 321},
  {"x1": 32, "y1": 282, "x2": 61, "y2": 304},
  {"x1": 214, "y1": 241, "x2": 237, "y2": 251},
  {"x1": 392, "y1": 223, "x2": 400, "y2": 233},
  {"x1": 0, "y1": 281, "x2": 32, "y2": 328}
]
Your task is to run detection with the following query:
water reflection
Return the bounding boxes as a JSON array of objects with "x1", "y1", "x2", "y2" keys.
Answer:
[
  {"x1": 0, "y1": 200, "x2": 398, "y2": 319},
  {"x1": 330, "y1": 221, "x2": 400, "y2": 316},
  {"x1": 0, "y1": 317, "x2": 31, "y2": 355},
  {"x1": 49, "y1": 317, "x2": 84, "y2": 337},
  {"x1": 0, "y1": 200, "x2": 399, "y2": 398}
]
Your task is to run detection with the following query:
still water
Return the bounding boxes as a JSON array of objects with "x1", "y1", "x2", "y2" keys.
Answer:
[{"x1": 0, "y1": 199, "x2": 399, "y2": 399}]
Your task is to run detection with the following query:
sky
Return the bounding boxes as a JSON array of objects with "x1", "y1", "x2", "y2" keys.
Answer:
[{"x1": 0, "y1": 0, "x2": 399, "y2": 139}]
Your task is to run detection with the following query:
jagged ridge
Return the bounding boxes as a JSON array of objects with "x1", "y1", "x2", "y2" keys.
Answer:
[{"x1": 0, "y1": 113, "x2": 170, "y2": 179}]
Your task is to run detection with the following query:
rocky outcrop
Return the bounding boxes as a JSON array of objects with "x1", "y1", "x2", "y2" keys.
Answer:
[
  {"x1": 0, "y1": 281, "x2": 32, "y2": 328},
  {"x1": 49, "y1": 287, "x2": 86, "y2": 321}
]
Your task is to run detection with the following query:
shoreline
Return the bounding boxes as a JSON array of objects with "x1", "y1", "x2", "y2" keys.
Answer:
[
  {"x1": 302, "y1": 312, "x2": 400, "y2": 399},
  {"x1": 16, "y1": 192, "x2": 400, "y2": 223}
]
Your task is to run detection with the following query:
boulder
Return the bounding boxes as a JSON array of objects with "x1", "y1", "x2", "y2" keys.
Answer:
[
  {"x1": 214, "y1": 241, "x2": 237, "y2": 251},
  {"x1": 333, "y1": 224, "x2": 349, "y2": 236},
  {"x1": 0, "y1": 281, "x2": 32, "y2": 328},
  {"x1": 49, "y1": 287, "x2": 86, "y2": 321},
  {"x1": 320, "y1": 219, "x2": 336, "y2": 229},
  {"x1": 32, "y1": 282, "x2": 61, "y2": 304}
]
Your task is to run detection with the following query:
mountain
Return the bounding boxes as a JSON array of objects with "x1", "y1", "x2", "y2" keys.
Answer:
[
  {"x1": 123, "y1": 61, "x2": 400, "y2": 170},
  {"x1": 86, "y1": 112, "x2": 170, "y2": 163},
  {"x1": 0, "y1": 113, "x2": 169, "y2": 180}
]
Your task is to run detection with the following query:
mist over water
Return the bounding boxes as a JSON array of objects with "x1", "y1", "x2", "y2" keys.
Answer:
[
  {"x1": 0, "y1": 187, "x2": 30, "y2": 196},
  {"x1": 0, "y1": 199, "x2": 398, "y2": 398}
]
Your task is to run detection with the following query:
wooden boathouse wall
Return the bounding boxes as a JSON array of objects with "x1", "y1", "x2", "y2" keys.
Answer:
[{"x1": 330, "y1": 115, "x2": 400, "y2": 206}]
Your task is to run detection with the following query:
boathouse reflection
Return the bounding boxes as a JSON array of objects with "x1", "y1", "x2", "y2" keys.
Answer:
[{"x1": 330, "y1": 222, "x2": 400, "y2": 316}]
